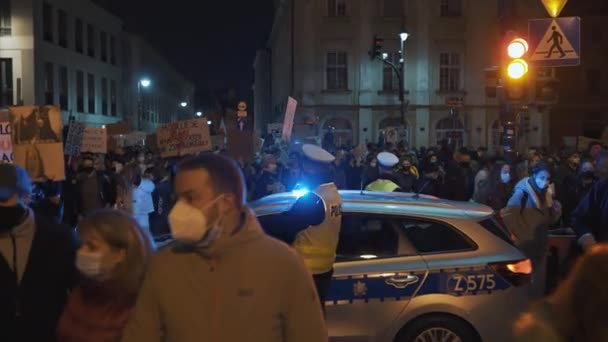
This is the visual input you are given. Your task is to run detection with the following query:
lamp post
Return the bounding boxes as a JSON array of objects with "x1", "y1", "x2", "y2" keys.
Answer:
[
  {"x1": 399, "y1": 32, "x2": 409, "y2": 129},
  {"x1": 137, "y1": 78, "x2": 151, "y2": 131}
]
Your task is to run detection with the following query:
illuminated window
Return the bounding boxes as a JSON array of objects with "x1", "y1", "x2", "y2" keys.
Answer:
[
  {"x1": 0, "y1": 0, "x2": 11, "y2": 36},
  {"x1": 44, "y1": 62, "x2": 54, "y2": 105},
  {"x1": 326, "y1": 52, "x2": 348, "y2": 90},
  {"x1": 382, "y1": 52, "x2": 400, "y2": 91},
  {"x1": 440, "y1": 0, "x2": 462, "y2": 17},
  {"x1": 439, "y1": 52, "x2": 461, "y2": 92},
  {"x1": 328, "y1": 0, "x2": 346, "y2": 17}
]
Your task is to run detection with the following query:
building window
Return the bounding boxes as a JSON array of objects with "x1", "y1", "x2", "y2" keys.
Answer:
[
  {"x1": 326, "y1": 52, "x2": 348, "y2": 90},
  {"x1": 75, "y1": 18, "x2": 83, "y2": 53},
  {"x1": 327, "y1": 0, "x2": 346, "y2": 17},
  {"x1": 87, "y1": 24, "x2": 95, "y2": 57},
  {"x1": 0, "y1": 0, "x2": 11, "y2": 36},
  {"x1": 110, "y1": 80, "x2": 117, "y2": 116},
  {"x1": 436, "y1": 117, "x2": 465, "y2": 148},
  {"x1": 0, "y1": 58, "x2": 13, "y2": 106},
  {"x1": 383, "y1": 0, "x2": 404, "y2": 17},
  {"x1": 87, "y1": 74, "x2": 95, "y2": 114},
  {"x1": 382, "y1": 52, "x2": 401, "y2": 91},
  {"x1": 59, "y1": 66, "x2": 68, "y2": 110},
  {"x1": 76, "y1": 71, "x2": 84, "y2": 112},
  {"x1": 439, "y1": 52, "x2": 461, "y2": 92},
  {"x1": 44, "y1": 62, "x2": 54, "y2": 105},
  {"x1": 101, "y1": 78, "x2": 108, "y2": 115},
  {"x1": 57, "y1": 9, "x2": 68, "y2": 48},
  {"x1": 43, "y1": 2, "x2": 53, "y2": 42},
  {"x1": 440, "y1": 0, "x2": 462, "y2": 17},
  {"x1": 109, "y1": 35, "x2": 116, "y2": 65},
  {"x1": 100, "y1": 31, "x2": 108, "y2": 62}
]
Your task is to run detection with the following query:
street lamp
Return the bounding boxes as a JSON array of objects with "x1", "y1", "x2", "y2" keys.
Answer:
[
  {"x1": 180, "y1": 102, "x2": 188, "y2": 108},
  {"x1": 399, "y1": 31, "x2": 409, "y2": 129},
  {"x1": 382, "y1": 52, "x2": 388, "y2": 60},
  {"x1": 207, "y1": 120, "x2": 212, "y2": 125},
  {"x1": 196, "y1": 111, "x2": 202, "y2": 117},
  {"x1": 137, "y1": 78, "x2": 152, "y2": 131}
]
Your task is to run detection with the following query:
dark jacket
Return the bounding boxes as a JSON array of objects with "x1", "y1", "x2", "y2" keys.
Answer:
[
  {"x1": 76, "y1": 171, "x2": 115, "y2": 215},
  {"x1": 416, "y1": 176, "x2": 442, "y2": 198},
  {"x1": 253, "y1": 171, "x2": 283, "y2": 200},
  {"x1": 395, "y1": 171, "x2": 417, "y2": 193},
  {"x1": 571, "y1": 178, "x2": 608, "y2": 243},
  {"x1": 150, "y1": 179, "x2": 173, "y2": 237},
  {"x1": 0, "y1": 213, "x2": 77, "y2": 342}
]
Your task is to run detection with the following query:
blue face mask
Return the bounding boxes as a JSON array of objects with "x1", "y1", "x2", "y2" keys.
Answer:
[
  {"x1": 535, "y1": 177, "x2": 548, "y2": 190},
  {"x1": 500, "y1": 173, "x2": 511, "y2": 184}
]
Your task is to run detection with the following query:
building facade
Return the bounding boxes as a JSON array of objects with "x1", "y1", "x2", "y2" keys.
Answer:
[
  {"x1": 0, "y1": 0, "x2": 194, "y2": 132},
  {"x1": 254, "y1": 0, "x2": 547, "y2": 150},
  {"x1": 549, "y1": 0, "x2": 608, "y2": 146}
]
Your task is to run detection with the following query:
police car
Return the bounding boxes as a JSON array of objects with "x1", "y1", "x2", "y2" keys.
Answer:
[{"x1": 251, "y1": 190, "x2": 531, "y2": 342}]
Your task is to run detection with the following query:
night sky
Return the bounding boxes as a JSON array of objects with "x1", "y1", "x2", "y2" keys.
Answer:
[{"x1": 104, "y1": 0, "x2": 275, "y2": 106}]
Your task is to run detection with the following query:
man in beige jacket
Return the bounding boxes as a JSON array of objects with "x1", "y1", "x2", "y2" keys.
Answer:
[{"x1": 121, "y1": 154, "x2": 327, "y2": 342}]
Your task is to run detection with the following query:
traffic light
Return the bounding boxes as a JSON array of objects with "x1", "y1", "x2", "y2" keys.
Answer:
[
  {"x1": 369, "y1": 35, "x2": 384, "y2": 60},
  {"x1": 503, "y1": 34, "x2": 530, "y2": 102}
]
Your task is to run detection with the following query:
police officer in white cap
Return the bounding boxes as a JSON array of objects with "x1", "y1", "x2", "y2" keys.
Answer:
[
  {"x1": 286, "y1": 144, "x2": 342, "y2": 310},
  {"x1": 365, "y1": 152, "x2": 402, "y2": 192}
]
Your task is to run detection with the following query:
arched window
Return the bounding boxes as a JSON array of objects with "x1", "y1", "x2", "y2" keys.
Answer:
[
  {"x1": 323, "y1": 117, "x2": 353, "y2": 148},
  {"x1": 435, "y1": 117, "x2": 465, "y2": 148},
  {"x1": 379, "y1": 116, "x2": 408, "y2": 144}
]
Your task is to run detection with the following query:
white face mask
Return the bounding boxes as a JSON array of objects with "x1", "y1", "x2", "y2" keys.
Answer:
[
  {"x1": 76, "y1": 251, "x2": 106, "y2": 279},
  {"x1": 114, "y1": 163, "x2": 123, "y2": 173},
  {"x1": 500, "y1": 173, "x2": 511, "y2": 184},
  {"x1": 169, "y1": 196, "x2": 223, "y2": 245}
]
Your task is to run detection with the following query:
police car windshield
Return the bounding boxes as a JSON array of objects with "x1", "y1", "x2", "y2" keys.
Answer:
[{"x1": 479, "y1": 216, "x2": 515, "y2": 246}]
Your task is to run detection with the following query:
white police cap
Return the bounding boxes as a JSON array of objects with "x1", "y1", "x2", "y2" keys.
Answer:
[
  {"x1": 377, "y1": 152, "x2": 399, "y2": 168},
  {"x1": 302, "y1": 144, "x2": 335, "y2": 164}
]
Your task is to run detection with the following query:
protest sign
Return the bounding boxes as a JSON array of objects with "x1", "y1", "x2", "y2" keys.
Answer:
[
  {"x1": 64, "y1": 122, "x2": 85, "y2": 156},
  {"x1": 10, "y1": 105, "x2": 65, "y2": 181},
  {"x1": 105, "y1": 121, "x2": 130, "y2": 136},
  {"x1": 281, "y1": 97, "x2": 297, "y2": 141},
  {"x1": 124, "y1": 131, "x2": 147, "y2": 147},
  {"x1": 157, "y1": 118, "x2": 211, "y2": 158},
  {"x1": 80, "y1": 127, "x2": 107, "y2": 154},
  {"x1": 0, "y1": 121, "x2": 13, "y2": 163}
]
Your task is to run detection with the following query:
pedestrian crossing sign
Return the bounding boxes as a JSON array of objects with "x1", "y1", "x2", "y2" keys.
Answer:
[{"x1": 528, "y1": 17, "x2": 580, "y2": 67}]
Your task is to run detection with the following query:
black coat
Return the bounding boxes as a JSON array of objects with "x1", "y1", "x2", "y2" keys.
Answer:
[
  {"x1": 0, "y1": 213, "x2": 77, "y2": 342},
  {"x1": 571, "y1": 178, "x2": 608, "y2": 242},
  {"x1": 150, "y1": 180, "x2": 173, "y2": 237}
]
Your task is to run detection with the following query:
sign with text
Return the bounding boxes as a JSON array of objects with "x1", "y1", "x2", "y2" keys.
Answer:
[
  {"x1": 80, "y1": 127, "x2": 107, "y2": 154},
  {"x1": 282, "y1": 97, "x2": 297, "y2": 141},
  {"x1": 0, "y1": 121, "x2": 13, "y2": 163},
  {"x1": 64, "y1": 122, "x2": 86, "y2": 156},
  {"x1": 157, "y1": 118, "x2": 211, "y2": 158},
  {"x1": 10, "y1": 105, "x2": 65, "y2": 181}
]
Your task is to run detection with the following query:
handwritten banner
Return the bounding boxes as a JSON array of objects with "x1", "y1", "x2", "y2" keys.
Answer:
[
  {"x1": 157, "y1": 118, "x2": 211, "y2": 158},
  {"x1": 64, "y1": 122, "x2": 85, "y2": 156},
  {"x1": 80, "y1": 127, "x2": 107, "y2": 154}
]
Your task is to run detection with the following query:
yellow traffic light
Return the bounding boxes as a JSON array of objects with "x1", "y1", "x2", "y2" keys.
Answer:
[
  {"x1": 507, "y1": 59, "x2": 529, "y2": 79},
  {"x1": 507, "y1": 38, "x2": 529, "y2": 59}
]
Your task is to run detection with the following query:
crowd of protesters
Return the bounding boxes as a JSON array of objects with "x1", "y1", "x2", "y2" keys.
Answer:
[{"x1": 2, "y1": 128, "x2": 608, "y2": 341}]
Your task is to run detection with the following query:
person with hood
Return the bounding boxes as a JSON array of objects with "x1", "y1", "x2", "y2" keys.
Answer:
[
  {"x1": 416, "y1": 162, "x2": 443, "y2": 197},
  {"x1": 132, "y1": 168, "x2": 155, "y2": 241},
  {"x1": 121, "y1": 154, "x2": 327, "y2": 342},
  {"x1": 513, "y1": 243, "x2": 608, "y2": 342},
  {"x1": 395, "y1": 156, "x2": 418, "y2": 192},
  {"x1": 476, "y1": 162, "x2": 515, "y2": 211},
  {"x1": 0, "y1": 163, "x2": 77, "y2": 341},
  {"x1": 502, "y1": 162, "x2": 562, "y2": 298},
  {"x1": 57, "y1": 209, "x2": 154, "y2": 342}
]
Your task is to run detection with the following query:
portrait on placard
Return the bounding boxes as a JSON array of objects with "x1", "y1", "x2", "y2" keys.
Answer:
[{"x1": 9, "y1": 106, "x2": 65, "y2": 181}]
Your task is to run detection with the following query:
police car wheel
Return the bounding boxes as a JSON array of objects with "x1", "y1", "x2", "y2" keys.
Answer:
[{"x1": 395, "y1": 314, "x2": 479, "y2": 342}]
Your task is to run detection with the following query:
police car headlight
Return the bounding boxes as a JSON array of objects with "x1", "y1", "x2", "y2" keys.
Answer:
[{"x1": 292, "y1": 188, "x2": 310, "y2": 197}]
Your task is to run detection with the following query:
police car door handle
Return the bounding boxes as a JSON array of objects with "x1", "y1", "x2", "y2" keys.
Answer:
[{"x1": 386, "y1": 275, "x2": 419, "y2": 289}]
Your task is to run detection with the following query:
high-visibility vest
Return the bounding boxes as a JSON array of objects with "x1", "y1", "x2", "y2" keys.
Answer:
[
  {"x1": 293, "y1": 183, "x2": 342, "y2": 275},
  {"x1": 365, "y1": 179, "x2": 400, "y2": 192}
]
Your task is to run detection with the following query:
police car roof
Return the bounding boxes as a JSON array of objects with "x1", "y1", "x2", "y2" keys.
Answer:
[{"x1": 250, "y1": 190, "x2": 494, "y2": 220}]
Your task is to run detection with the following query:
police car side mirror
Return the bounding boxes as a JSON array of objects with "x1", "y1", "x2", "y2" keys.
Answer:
[{"x1": 286, "y1": 192, "x2": 325, "y2": 227}]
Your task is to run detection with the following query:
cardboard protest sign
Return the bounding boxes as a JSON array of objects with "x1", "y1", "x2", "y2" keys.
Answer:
[
  {"x1": 64, "y1": 121, "x2": 86, "y2": 156},
  {"x1": 105, "y1": 121, "x2": 130, "y2": 136},
  {"x1": 10, "y1": 105, "x2": 65, "y2": 181},
  {"x1": 124, "y1": 131, "x2": 147, "y2": 147},
  {"x1": 282, "y1": 97, "x2": 297, "y2": 141},
  {"x1": 80, "y1": 127, "x2": 107, "y2": 154},
  {"x1": 0, "y1": 121, "x2": 13, "y2": 163},
  {"x1": 157, "y1": 118, "x2": 211, "y2": 158}
]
